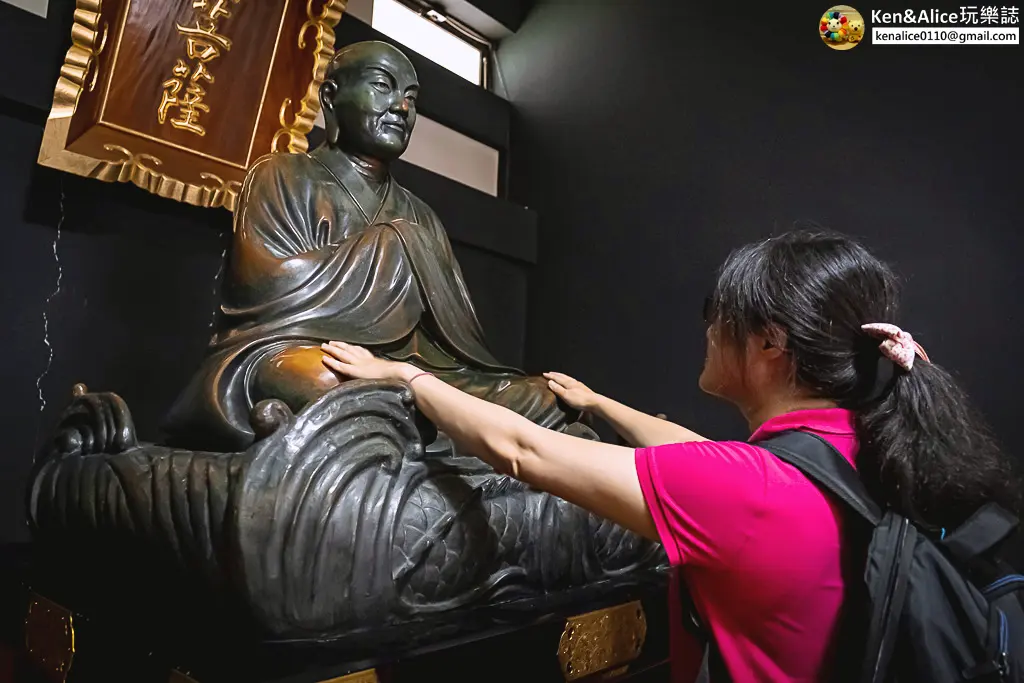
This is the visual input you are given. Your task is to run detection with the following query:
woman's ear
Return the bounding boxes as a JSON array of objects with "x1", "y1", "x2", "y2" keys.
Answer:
[{"x1": 759, "y1": 324, "x2": 789, "y2": 358}]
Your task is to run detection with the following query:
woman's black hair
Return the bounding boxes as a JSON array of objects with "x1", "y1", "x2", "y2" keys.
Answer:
[{"x1": 706, "y1": 229, "x2": 1021, "y2": 530}]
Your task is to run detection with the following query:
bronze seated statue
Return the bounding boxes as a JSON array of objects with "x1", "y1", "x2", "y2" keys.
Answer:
[{"x1": 27, "y1": 42, "x2": 666, "y2": 645}]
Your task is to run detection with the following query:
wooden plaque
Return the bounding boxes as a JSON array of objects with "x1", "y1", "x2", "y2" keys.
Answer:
[{"x1": 37, "y1": 0, "x2": 348, "y2": 211}]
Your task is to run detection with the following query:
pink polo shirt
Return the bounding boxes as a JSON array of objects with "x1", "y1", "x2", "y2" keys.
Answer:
[{"x1": 635, "y1": 409, "x2": 859, "y2": 683}]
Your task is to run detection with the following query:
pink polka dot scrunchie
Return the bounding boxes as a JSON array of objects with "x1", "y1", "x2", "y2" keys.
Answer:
[{"x1": 861, "y1": 323, "x2": 930, "y2": 371}]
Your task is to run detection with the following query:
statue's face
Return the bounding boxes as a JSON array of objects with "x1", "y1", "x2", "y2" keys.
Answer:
[{"x1": 321, "y1": 45, "x2": 419, "y2": 162}]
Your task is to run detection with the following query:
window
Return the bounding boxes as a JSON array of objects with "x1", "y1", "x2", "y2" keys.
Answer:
[
  {"x1": 2, "y1": 0, "x2": 49, "y2": 17},
  {"x1": 370, "y1": 0, "x2": 486, "y2": 86}
]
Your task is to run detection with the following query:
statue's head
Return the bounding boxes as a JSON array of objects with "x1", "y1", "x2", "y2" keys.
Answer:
[{"x1": 319, "y1": 41, "x2": 419, "y2": 163}]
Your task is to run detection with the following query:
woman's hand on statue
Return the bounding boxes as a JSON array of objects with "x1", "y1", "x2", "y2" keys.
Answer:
[
  {"x1": 543, "y1": 372, "x2": 602, "y2": 412},
  {"x1": 321, "y1": 342, "x2": 416, "y2": 382}
]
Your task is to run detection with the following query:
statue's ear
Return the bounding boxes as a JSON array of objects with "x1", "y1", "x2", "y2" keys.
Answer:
[
  {"x1": 319, "y1": 78, "x2": 338, "y2": 116},
  {"x1": 319, "y1": 78, "x2": 339, "y2": 144}
]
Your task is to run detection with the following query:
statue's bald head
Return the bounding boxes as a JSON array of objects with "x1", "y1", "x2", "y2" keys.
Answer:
[
  {"x1": 326, "y1": 41, "x2": 417, "y2": 85},
  {"x1": 319, "y1": 41, "x2": 420, "y2": 162}
]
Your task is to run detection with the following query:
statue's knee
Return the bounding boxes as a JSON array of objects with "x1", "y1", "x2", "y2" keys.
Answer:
[
  {"x1": 252, "y1": 345, "x2": 341, "y2": 412},
  {"x1": 524, "y1": 375, "x2": 556, "y2": 399}
]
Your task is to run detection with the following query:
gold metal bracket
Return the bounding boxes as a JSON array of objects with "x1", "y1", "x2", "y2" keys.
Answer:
[
  {"x1": 24, "y1": 593, "x2": 76, "y2": 683},
  {"x1": 318, "y1": 669, "x2": 379, "y2": 683},
  {"x1": 557, "y1": 600, "x2": 647, "y2": 681}
]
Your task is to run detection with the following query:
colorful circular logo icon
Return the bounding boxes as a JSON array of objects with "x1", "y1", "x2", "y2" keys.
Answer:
[{"x1": 820, "y1": 5, "x2": 866, "y2": 50}]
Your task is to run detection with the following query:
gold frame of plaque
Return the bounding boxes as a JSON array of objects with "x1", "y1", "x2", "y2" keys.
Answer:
[{"x1": 37, "y1": 0, "x2": 348, "y2": 212}]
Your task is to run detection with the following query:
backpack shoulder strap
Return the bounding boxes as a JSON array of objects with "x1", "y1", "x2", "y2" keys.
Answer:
[
  {"x1": 941, "y1": 502, "x2": 1020, "y2": 565},
  {"x1": 757, "y1": 431, "x2": 882, "y2": 526}
]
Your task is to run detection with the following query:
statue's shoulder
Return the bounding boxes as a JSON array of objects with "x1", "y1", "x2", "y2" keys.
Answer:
[
  {"x1": 395, "y1": 181, "x2": 441, "y2": 224},
  {"x1": 245, "y1": 152, "x2": 317, "y2": 184}
]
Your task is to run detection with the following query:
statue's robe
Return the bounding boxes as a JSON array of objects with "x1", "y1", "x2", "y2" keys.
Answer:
[{"x1": 164, "y1": 148, "x2": 575, "y2": 451}]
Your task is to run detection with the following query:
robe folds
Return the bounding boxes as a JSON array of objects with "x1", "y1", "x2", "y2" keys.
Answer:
[{"x1": 164, "y1": 148, "x2": 575, "y2": 451}]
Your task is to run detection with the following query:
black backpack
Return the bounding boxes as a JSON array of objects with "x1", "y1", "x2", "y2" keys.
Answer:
[{"x1": 688, "y1": 430, "x2": 1024, "y2": 683}]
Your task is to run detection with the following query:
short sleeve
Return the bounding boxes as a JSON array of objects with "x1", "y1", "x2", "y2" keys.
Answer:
[{"x1": 635, "y1": 441, "x2": 768, "y2": 567}]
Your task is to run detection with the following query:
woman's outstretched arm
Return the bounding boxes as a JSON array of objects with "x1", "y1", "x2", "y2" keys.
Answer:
[
  {"x1": 544, "y1": 372, "x2": 707, "y2": 447},
  {"x1": 322, "y1": 342, "x2": 659, "y2": 541}
]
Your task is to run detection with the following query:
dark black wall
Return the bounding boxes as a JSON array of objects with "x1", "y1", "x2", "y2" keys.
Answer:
[
  {"x1": 0, "y1": 1, "x2": 532, "y2": 545},
  {"x1": 501, "y1": 2, "x2": 1024, "y2": 451},
  {"x1": 0, "y1": 115, "x2": 229, "y2": 547}
]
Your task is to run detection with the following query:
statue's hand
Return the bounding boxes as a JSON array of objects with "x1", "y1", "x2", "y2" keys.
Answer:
[
  {"x1": 321, "y1": 342, "x2": 416, "y2": 383},
  {"x1": 543, "y1": 372, "x2": 602, "y2": 412}
]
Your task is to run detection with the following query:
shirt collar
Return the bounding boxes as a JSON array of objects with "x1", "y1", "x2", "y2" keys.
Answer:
[{"x1": 749, "y1": 408, "x2": 856, "y2": 442}]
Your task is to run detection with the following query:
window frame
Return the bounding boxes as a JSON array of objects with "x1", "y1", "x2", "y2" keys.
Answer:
[{"x1": 375, "y1": 0, "x2": 494, "y2": 89}]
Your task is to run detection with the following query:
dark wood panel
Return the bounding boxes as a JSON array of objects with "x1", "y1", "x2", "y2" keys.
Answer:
[{"x1": 94, "y1": 0, "x2": 291, "y2": 166}]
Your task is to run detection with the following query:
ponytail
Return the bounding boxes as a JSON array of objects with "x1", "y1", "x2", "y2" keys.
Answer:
[{"x1": 856, "y1": 360, "x2": 1022, "y2": 531}]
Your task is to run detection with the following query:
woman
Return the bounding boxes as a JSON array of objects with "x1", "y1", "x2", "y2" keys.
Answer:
[{"x1": 322, "y1": 230, "x2": 1021, "y2": 682}]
